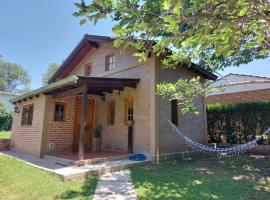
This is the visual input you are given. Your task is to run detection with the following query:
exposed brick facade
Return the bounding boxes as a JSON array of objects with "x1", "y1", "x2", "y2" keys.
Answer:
[
  {"x1": 157, "y1": 68, "x2": 207, "y2": 154},
  {"x1": 0, "y1": 139, "x2": 10, "y2": 150},
  {"x1": 11, "y1": 41, "x2": 209, "y2": 160},
  {"x1": 207, "y1": 88, "x2": 270, "y2": 104},
  {"x1": 45, "y1": 96, "x2": 76, "y2": 152},
  {"x1": 11, "y1": 95, "x2": 47, "y2": 156}
]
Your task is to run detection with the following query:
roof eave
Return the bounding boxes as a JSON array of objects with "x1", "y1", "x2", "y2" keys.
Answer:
[
  {"x1": 48, "y1": 35, "x2": 100, "y2": 84},
  {"x1": 10, "y1": 75, "x2": 78, "y2": 104}
]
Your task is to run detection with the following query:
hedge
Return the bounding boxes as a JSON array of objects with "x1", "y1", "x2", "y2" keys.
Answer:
[
  {"x1": 0, "y1": 103, "x2": 12, "y2": 131},
  {"x1": 207, "y1": 101, "x2": 270, "y2": 145}
]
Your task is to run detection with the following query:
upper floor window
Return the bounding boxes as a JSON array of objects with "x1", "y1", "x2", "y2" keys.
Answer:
[
  {"x1": 105, "y1": 54, "x2": 115, "y2": 71},
  {"x1": 171, "y1": 99, "x2": 178, "y2": 125},
  {"x1": 21, "y1": 104, "x2": 34, "y2": 126},
  {"x1": 124, "y1": 96, "x2": 133, "y2": 125},
  {"x1": 54, "y1": 102, "x2": 66, "y2": 121},
  {"x1": 84, "y1": 63, "x2": 92, "y2": 76},
  {"x1": 107, "y1": 100, "x2": 115, "y2": 125}
]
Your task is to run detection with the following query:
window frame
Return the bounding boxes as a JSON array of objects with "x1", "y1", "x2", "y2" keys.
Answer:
[
  {"x1": 124, "y1": 96, "x2": 134, "y2": 125},
  {"x1": 107, "y1": 100, "x2": 115, "y2": 125},
  {"x1": 54, "y1": 101, "x2": 66, "y2": 122},
  {"x1": 21, "y1": 104, "x2": 34, "y2": 126},
  {"x1": 105, "y1": 54, "x2": 115, "y2": 71},
  {"x1": 84, "y1": 63, "x2": 92, "y2": 76},
  {"x1": 171, "y1": 99, "x2": 178, "y2": 125}
]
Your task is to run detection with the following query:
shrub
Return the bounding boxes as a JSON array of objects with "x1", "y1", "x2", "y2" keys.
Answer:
[
  {"x1": 207, "y1": 101, "x2": 270, "y2": 144},
  {"x1": 0, "y1": 103, "x2": 12, "y2": 131}
]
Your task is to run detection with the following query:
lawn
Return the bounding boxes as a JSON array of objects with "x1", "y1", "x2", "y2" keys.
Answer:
[
  {"x1": 0, "y1": 155, "x2": 97, "y2": 200},
  {"x1": 131, "y1": 155, "x2": 270, "y2": 200},
  {"x1": 0, "y1": 131, "x2": 11, "y2": 139}
]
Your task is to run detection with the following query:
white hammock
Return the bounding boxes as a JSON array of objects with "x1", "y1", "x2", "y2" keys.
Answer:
[{"x1": 168, "y1": 120, "x2": 270, "y2": 157}]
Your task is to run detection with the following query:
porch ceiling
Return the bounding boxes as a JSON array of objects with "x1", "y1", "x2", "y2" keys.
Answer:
[
  {"x1": 44, "y1": 76, "x2": 140, "y2": 96},
  {"x1": 10, "y1": 76, "x2": 140, "y2": 103}
]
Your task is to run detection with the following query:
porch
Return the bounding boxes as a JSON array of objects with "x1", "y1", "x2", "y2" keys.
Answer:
[{"x1": 41, "y1": 76, "x2": 140, "y2": 161}]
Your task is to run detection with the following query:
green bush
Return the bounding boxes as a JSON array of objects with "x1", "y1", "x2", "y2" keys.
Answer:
[
  {"x1": 207, "y1": 101, "x2": 270, "y2": 144},
  {"x1": 0, "y1": 103, "x2": 12, "y2": 131}
]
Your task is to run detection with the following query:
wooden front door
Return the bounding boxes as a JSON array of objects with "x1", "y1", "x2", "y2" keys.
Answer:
[{"x1": 73, "y1": 96, "x2": 95, "y2": 151}]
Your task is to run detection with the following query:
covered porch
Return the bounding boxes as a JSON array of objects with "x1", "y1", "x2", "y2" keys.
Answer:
[{"x1": 42, "y1": 76, "x2": 140, "y2": 161}]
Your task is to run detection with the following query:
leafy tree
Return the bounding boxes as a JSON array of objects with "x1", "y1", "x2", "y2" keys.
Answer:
[
  {"x1": 73, "y1": 0, "x2": 270, "y2": 114},
  {"x1": 42, "y1": 63, "x2": 59, "y2": 85},
  {"x1": 0, "y1": 103, "x2": 12, "y2": 131},
  {"x1": 0, "y1": 59, "x2": 31, "y2": 93}
]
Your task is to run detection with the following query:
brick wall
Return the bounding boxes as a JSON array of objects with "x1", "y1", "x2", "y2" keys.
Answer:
[
  {"x1": 100, "y1": 62, "x2": 152, "y2": 154},
  {"x1": 44, "y1": 95, "x2": 101, "y2": 153},
  {"x1": 11, "y1": 95, "x2": 47, "y2": 156},
  {"x1": 0, "y1": 139, "x2": 10, "y2": 150},
  {"x1": 44, "y1": 95, "x2": 76, "y2": 152},
  {"x1": 207, "y1": 88, "x2": 270, "y2": 104},
  {"x1": 157, "y1": 67, "x2": 207, "y2": 154}
]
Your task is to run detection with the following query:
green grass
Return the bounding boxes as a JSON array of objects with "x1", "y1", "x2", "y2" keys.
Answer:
[
  {"x1": 131, "y1": 155, "x2": 270, "y2": 200},
  {"x1": 0, "y1": 155, "x2": 97, "y2": 200},
  {"x1": 0, "y1": 131, "x2": 11, "y2": 139}
]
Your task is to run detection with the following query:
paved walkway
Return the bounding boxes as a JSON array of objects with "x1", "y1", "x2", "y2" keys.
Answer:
[
  {"x1": 0, "y1": 150, "x2": 150, "y2": 181},
  {"x1": 93, "y1": 170, "x2": 137, "y2": 200}
]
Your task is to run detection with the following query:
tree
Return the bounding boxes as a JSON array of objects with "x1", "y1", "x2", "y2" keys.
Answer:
[
  {"x1": 42, "y1": 63, "x2": 59, "y2": 85},
  {"x1": 73, "y1": 0, "x2": 270, "y2": 114},
  {"x1": 0, "y1": 103, "x2": 12, "y2": 131},
  {"x1": 0, "y1": 59, "x2": 31, "y2": 93}
]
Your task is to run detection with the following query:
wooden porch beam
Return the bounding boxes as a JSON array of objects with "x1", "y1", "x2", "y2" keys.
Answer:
[
  {"x1": 52, "y1": 85, "x2": 87, "y2": 99},
  {"x1": 78, "y1": 91, "x2": 87, "y2": 160}
]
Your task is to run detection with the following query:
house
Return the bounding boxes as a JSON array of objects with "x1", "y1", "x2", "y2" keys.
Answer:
[
  {"x1": 0, "y1": 91, "x2": 19, "y2": 111},
  {"x1": 207, "y1": 73, "x2": 270, "y2": 104},
  {"x1": 10, "y1": 34, "x2": 217, "y2": 162}
]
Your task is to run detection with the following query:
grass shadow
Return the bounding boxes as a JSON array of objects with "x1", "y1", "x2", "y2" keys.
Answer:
[
  {"x1": 60, "y1": 176, "x2": 98, "y2": 199},
  {"x1": 131, "y1": 155, "x2": 270, "y2": 200}
]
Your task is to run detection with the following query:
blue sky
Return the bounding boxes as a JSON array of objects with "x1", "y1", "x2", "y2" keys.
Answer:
[{"x1": 0, "y1": 1, "x2": 269, "y2": 89}]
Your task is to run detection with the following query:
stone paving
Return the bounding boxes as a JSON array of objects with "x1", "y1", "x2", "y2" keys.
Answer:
[{"x1": 93, "y1": 170, "x2": 137, "y2": 200}]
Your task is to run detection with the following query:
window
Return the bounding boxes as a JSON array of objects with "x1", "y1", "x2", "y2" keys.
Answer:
[
  {"x1": 107, "y1": 100, "x2": 115, "y2": 125},
  {"x1": 21, "y1": 104, "x2": 34, "y2": 125},
  {"x1": 105, "y1": 54, "x2": 115, "y2": 71},
  {"x1": 54, "y1": 102, "x2": 66, "y2": 121},
  {"x1": 84, "y1": 63, "x2": 92, "y2": 76},
  {"x1": 171, "y1": 99, "x2": 178, "y2": 125},
  {"x1": 124, "y1": 97, "x2": 133, "y2": 125}
]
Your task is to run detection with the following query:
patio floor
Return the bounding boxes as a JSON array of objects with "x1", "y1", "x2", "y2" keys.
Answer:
[
  {"x1": 47, "y1": 150, "x2": 129, "y2": 161},
  {"x1": 46, "y1": 150, "x2": 131, "y2": 165}
]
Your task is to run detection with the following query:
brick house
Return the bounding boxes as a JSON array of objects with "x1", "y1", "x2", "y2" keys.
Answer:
[
  {"x1": 207, "y1": 73, "x2": 270, "y2": 104},
  {"x1": 10, "y1": 34, "x2": 217, "y2": 161}
]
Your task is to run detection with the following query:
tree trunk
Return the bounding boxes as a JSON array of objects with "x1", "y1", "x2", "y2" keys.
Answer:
[{"x1": 78, "y1": 91, "x2": 87, "y2": 160}]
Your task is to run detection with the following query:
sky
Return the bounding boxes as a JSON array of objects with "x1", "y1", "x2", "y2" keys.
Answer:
[{"x1": 0, "y1": 1, "x2": 269, "y2": 90}]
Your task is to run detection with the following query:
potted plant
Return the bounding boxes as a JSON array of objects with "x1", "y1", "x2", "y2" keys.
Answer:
[{"x1": 93, "y1": 126, "x2": 102, "y2": 152}]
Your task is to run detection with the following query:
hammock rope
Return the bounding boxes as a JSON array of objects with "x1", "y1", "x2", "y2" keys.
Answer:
[{"x1": 168, "y1": 120, "x2": 270, "y2": 157}]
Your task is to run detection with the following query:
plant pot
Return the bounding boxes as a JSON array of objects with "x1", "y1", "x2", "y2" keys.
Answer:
[{"x1": 93, "y1": 137, "x2": 101, "y2": 152}]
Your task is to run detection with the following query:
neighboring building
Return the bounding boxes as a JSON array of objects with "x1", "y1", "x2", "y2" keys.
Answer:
[
  {"x1": 10, "y1": 34, "x2": 217, "y2": 161},
  {"x1": 0, "y1": 91, "x2": 19, "y2": 111},
  {"x1": 207, "y1": 73, "x2": 270, "y2": 104}
]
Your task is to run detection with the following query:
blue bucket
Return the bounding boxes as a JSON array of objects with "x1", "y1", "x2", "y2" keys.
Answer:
[{"x1": 129, "y1": 153, "x2": 146, "y2": 161}]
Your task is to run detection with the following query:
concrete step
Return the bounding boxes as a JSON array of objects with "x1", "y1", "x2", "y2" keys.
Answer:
[
  {"x1": 43, "y1": 155, "x2": 72, "y2": 166},
  {"x1": 55, "y1": 159, "x2": 151, "y2": 181},
  {"x1": 72, "y1": 154, "x2": 132, "y2": 166}
]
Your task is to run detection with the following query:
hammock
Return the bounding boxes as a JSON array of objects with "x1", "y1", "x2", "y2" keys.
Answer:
[{"x1": 168, "y1": 120, "x2": 270, "y2": 157}]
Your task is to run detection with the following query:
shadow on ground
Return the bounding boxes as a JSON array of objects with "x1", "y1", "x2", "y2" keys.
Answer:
[
  {"x1": 131, "y1": 155, "x2": 270, "y2": 200},
  {"x1": 60, "y1": 177, "x2": 98, "y2": 199}
]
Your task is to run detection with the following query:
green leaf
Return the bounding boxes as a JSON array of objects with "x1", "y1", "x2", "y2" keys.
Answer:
[
  {"x1": 79, "y1": 19, "x2": 87, "y2": 25},
  {"x1": 163, "y1": 0, "x2": 171, "y2": 10}
]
